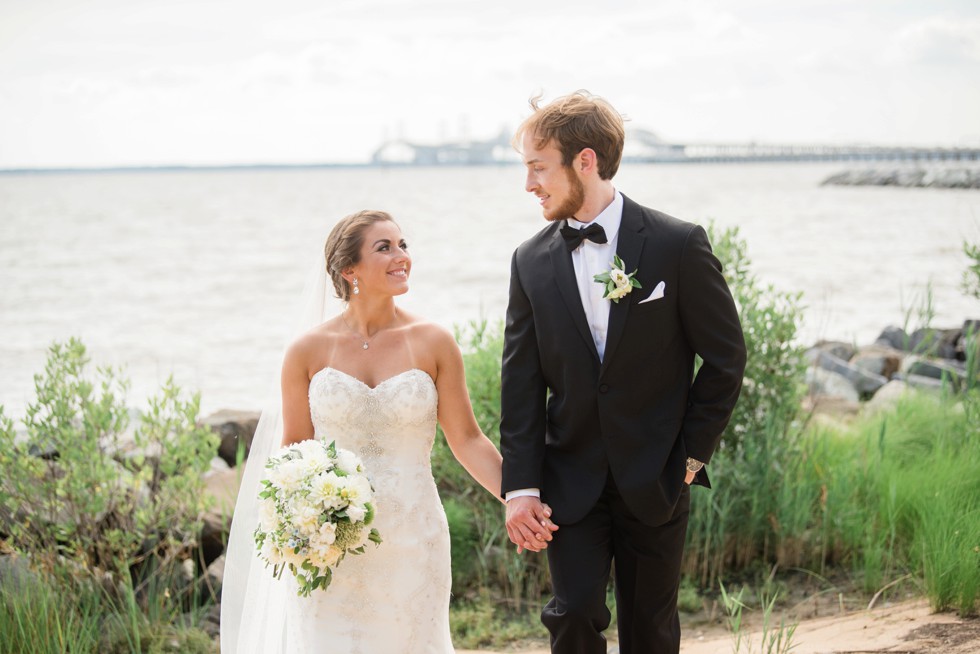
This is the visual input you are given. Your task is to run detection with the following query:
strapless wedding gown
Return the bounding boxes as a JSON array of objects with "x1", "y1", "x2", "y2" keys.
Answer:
[{"x1": 283, "y1": 367, "x2": 454, "y2": 653}]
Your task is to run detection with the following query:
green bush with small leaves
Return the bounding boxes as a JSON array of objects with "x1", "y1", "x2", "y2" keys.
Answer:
[{"x1": 0, "y1": 337, "x2": 218, "y2": 582}]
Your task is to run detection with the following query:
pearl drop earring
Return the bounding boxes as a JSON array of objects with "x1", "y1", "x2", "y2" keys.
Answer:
[{"x1": 352, "y1": 278, "x2": 360, "y2": 295}]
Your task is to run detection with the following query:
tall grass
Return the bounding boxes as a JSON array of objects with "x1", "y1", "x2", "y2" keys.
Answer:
[
  {"x1": 686, "y1": 391, "x2": 980, "y2": 616},
  {"x1": 0, "y1": 564, "x2": 216, "y2": 654}
]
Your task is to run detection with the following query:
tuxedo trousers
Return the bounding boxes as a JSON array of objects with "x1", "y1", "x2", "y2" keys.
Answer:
[{"x1": 542, "y1": 470, "x2": 690, "y2": 654}]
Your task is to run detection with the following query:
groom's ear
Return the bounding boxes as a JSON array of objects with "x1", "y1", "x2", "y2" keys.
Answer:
[{"x1": 576, "y1": 148, "x2": 598, "y2": 175}]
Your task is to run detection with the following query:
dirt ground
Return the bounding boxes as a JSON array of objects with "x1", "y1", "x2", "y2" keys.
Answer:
[{"x1": 458, "y1": 598, "x2": 979, "y2": 654}]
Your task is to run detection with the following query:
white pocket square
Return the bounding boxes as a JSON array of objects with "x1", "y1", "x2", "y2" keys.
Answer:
[{"x1": 638, "y1": 281, "x2": 666, "y2": 304}]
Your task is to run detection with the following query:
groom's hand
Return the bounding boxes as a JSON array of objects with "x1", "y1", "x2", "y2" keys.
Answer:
[{"x1": 506, "y1": 497, "x2": 559, "y2": 554}]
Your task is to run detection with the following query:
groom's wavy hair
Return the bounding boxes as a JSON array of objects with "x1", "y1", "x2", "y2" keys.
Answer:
[
  {"x1": 324, "y1": 210, "x2": 398, "y2": 302},
  {"x1": 514, "y1": 90, "x2": 626, "y2": 180}
]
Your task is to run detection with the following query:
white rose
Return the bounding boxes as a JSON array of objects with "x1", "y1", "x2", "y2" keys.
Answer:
[
  {"x1": 261, "y1": 540, "x2": 284, "y2": 565},
  {"x1": 270, "y1": 458, "x2": 307, "y2": 494},
  {"x1": 317, "y1": 521, "x2": 337, "y2": 545},
  {"x1": 334, "y1": 448, "x2": 362, "y2": 475},
  {"x1": 291, "y1": 501, "x2": 321, "y2": 534},
  {"x1": 610, "y1": 269, "x2": 630, "y2": 287},
  {"x1": 300, "y1": 440, "x2": 332, "y2": 470},
  {"x1": 607, "y1": 284, "x2": 631, "y2": 300},
  {"x1": 282, "y1": 547, "x2": 306, "y2": 569},
  {"x1": 346, "y1": 504, "x2": 366, "y2": 522},
  {"x1": 258, "y1": 499, "x2": 279, "y2": 533}
]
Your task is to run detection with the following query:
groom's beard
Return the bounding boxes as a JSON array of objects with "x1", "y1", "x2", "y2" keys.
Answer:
[{"x1": 545, "y1": 166, "x2": 586, "y2": 222}]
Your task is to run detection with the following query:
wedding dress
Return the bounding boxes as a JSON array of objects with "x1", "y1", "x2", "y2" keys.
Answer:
[
  {"x1": 220, "y1": 253, "x2": 456, "y2": 653},
  {"x1": 282, "y1": 366, "x2": 454, "y2": 653}
]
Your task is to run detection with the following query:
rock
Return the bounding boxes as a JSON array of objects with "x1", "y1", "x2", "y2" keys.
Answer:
[
  {"x1": 207, "y1": 456, "x2": 231, "y2": 474},
  {"x1": 851, "y1": 345, "x2": 903, "y2": 379},
  {"x1": 908, "y1": 328, "x2": 959, "y2": 359},
  {"x1": 822, "y1": 167, "x2": 980, "y2": 189},
  {"x1": 901, "y1": 373, "x2": 946, "y2": 394},
  {"x1": 803, "y1": 395, "x2": 862, "y2": 421},
  {"x1": 901, "y1": 356, "x2": 967, "y2": 391},
  {"x1": 0, "y1": 551, "x2": 35, "y2": 592},
  {"x1": 199, "y1": 468, "x2": 241, "y2": 569},
  {"x1": 204, "y1": 556, "x2": 224, "y2": 601},
  {"x1": 27, "y1": 441, "x2": 59, "y2": 460},
  {"x1": 807, "y1": 349, "x2": 888, "y2": 398},
  {"x1": 806, "y1": 367, "x2": 860, "y2": 402},
  {"x1": 875, "y1": 325, "x2": 909, "y2": 351},
  {"x1": 194, "y1": 602, "x2": 222, "y2": 639},
  {"x1": 811, "y1": 340, "x2": 857, "y2": 362},
  {"x1": 957, "y1": 320, "x2": 980, "y2": 362},
  {"x1": 200, "y1": 409, "x2": 260, "y2": 467},
  {"x1": 864, "y1": 380, "x2": 910, "y2": 414}
]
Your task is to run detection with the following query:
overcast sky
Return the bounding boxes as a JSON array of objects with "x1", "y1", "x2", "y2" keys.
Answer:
[{"x1": 1, "y1": 0, "x2": 979, "y2": 168}]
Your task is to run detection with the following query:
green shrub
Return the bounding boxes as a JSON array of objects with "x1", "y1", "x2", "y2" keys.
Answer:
[
  {"x1": 707, "y1": 222, "x2": 807, "y2": 452},
  {"x1": 962, "y1": 239, "x2": 980, "y2": 300},
  {"x1": 434, "y1": 322, "x2": 551, "y2": 610},
  {"x1": 685, "y1": 224, "x2": 808, "y2": 587},
  {"x1": 0, "y1": 337, "x2": 217, "y2": 586}
]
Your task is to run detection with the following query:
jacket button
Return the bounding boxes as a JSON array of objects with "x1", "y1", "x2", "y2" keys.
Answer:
[{"x1": 599, "y1": 383, "x2": 609, "y2": 393}]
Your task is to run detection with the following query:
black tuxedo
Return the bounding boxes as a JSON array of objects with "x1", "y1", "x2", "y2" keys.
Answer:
[{"x1": 500, "y1": 195, "x2": 746, "y2": 653}]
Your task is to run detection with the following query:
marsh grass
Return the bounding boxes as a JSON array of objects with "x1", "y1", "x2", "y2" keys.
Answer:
[
  {"x1": 693, "y1": 392, "x2": 980, "y2": 616},
  {"x1": 0, "y1": 564, "x2": 216, "y2": 654}
]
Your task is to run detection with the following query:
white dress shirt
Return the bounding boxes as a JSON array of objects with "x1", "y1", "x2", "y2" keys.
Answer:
[
  {"x1": 506, "y1": 191, "x2": 624, "y2": 503},
  {"x1": 566, "y1": 191, "x2": 623, "y2": 362}
]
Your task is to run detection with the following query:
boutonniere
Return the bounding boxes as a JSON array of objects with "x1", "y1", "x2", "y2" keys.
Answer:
[{"x1": 593, "y1": 255, "x2": 642, "y2": 303}]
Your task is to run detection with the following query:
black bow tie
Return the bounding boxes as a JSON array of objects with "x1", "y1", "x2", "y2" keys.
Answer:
[{"x1": 560, "y1": 222, "x2": 608, "y2": 251}]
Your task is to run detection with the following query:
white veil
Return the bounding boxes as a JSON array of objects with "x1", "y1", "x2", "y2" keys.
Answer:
[{"x1": 220, "y1": 251, "x2": 339, "y2": 653}]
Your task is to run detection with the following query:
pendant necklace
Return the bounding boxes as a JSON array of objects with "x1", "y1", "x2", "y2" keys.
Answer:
[{"x1": 342, "y1": 311, "x2": 390, "y2": 350}]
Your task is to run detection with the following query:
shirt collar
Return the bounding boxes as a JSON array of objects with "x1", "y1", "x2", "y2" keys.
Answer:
[{"x1": 567, "y1": 190, "x2": 623, "y2": 243}]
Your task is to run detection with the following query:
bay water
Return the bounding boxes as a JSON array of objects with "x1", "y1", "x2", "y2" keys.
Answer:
[{"x1": 1, "y1": 163, "x2": 977, "y2": 419}]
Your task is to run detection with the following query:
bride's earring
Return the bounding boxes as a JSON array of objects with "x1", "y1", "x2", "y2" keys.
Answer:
[{"x1": 352, "y1": 277, "x2": 360, "y2": 295}]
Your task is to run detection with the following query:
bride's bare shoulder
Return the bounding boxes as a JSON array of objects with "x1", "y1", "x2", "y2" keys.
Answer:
[
  {"x1": 283, "y1": 317, "x2": 345, "y2": 368},
  {"x1": 401, "y1": 313, "x2": 455, "y2": 346}
]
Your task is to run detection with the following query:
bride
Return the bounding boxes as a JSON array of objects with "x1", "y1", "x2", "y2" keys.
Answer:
[{"x1": 220, "y1": 210, "x2": 555, "y2": 653}]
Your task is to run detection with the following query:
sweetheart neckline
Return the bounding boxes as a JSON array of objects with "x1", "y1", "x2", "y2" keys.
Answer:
[{"x1": 310, "y1": 366, "x2": 435, "y2": 392}]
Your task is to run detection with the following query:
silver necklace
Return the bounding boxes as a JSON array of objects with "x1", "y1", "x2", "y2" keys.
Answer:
[{"x1": 342, "y1": 311, "x2": 391, "y2": 350}]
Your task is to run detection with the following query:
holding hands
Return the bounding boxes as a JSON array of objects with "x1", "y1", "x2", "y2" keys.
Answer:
[{"x1": 505, "y1": 496, "x2": 560, "y2": 554}]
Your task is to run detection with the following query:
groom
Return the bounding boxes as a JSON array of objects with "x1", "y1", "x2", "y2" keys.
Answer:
[{"x1": 500, "y1": 91, "x2": 746, "y2": 654}]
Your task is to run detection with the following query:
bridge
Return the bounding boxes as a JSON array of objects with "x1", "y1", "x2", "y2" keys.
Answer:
[{"x1": 371, "y1": 128, "x2": 980, "y2": 166}]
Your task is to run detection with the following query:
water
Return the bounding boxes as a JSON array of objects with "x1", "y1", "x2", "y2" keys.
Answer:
[{"x1": 1, "y1": 164, "x2": 978, "y2": 419}]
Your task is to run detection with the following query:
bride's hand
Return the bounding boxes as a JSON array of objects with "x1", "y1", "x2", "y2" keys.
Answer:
[{"x1": 506, "y1": 496, "x2": 559, "y2": 554}]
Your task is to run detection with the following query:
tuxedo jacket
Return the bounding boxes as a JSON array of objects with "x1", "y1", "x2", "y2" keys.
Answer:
[{"x1": 500, "y1": 194, "x2": 747, "y2": 527}]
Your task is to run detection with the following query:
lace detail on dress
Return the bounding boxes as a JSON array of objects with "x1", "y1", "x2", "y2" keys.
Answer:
[{"x1": 283, "y1": 368, "x2": 454, "y2": 653}]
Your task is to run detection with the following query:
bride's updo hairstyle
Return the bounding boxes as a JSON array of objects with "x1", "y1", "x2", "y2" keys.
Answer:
[{"x1": 324, "y1": 210, "x2": 397, "y2": 301}]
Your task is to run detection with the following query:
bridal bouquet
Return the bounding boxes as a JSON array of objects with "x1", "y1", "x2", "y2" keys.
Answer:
[{"x1": 254, "y1": 439, "x2": 382, "y2": 597}]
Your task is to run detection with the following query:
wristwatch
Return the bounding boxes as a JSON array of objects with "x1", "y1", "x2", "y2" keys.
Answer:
[{"x1": 685, "y1": 457, "x2": 704, "y2": 473}]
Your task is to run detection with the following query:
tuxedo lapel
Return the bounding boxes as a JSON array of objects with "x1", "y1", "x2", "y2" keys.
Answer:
[
  {"x1": 600, "y1": 199, "x2": 645, "y2": 377},
  {"x1": 548, "y1": 231, "x2": 600, "y2": 362}
]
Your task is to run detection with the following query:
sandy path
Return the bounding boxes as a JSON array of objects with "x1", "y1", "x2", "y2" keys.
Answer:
[{"x1": 458, "y1": 598, "x2": 978, "y2": 654}]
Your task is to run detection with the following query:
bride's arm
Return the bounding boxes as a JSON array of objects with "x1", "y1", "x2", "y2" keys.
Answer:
[
  {"x1": 431, "y1": 328, "x2": 505, "y2": 503},
  {"x1": 280, "y1": 338, "x2": 315, "y2": 446}
]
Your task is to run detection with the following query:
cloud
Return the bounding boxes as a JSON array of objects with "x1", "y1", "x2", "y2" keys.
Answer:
[{"x1": 888, "y1": 16, "x2": 980, "y2": 66}]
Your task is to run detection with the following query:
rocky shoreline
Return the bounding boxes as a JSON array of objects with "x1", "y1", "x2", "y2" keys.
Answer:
[
  {"x1": 805, "y1": 320, "x2": 978, "y2": 418},
  {"x1": 821, "y1": 167, "x2": 980, "y2": 189}
]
